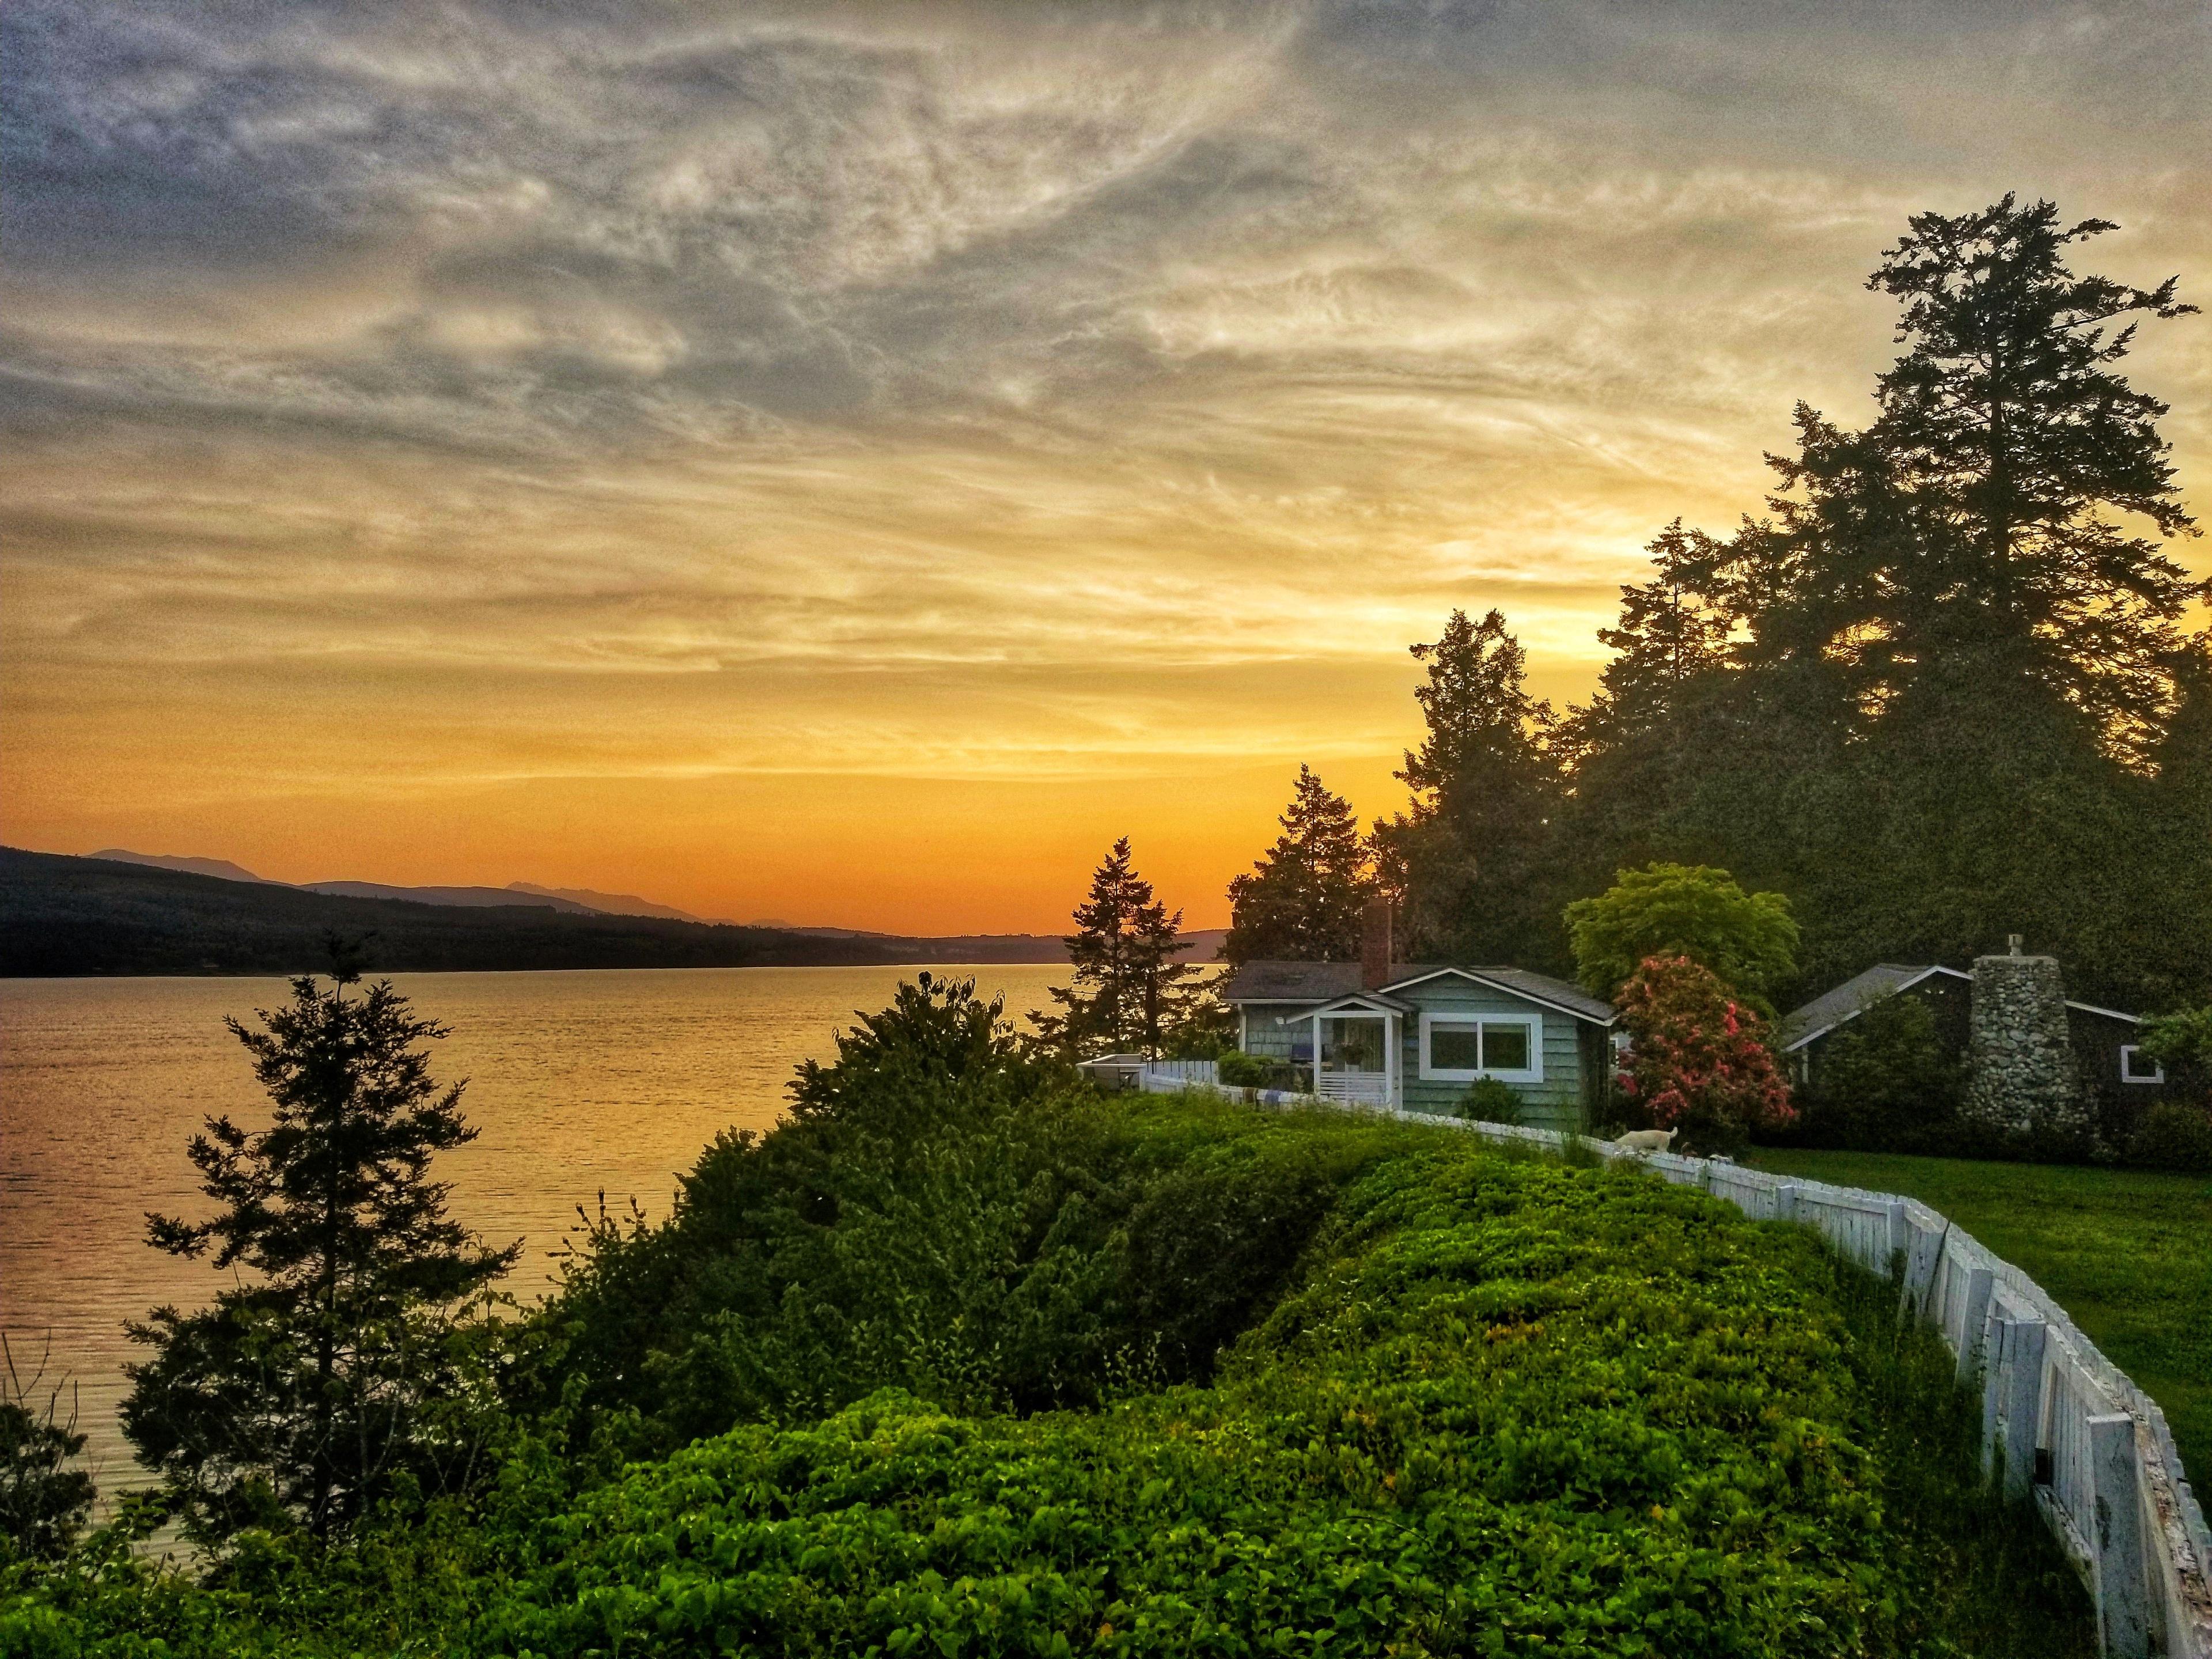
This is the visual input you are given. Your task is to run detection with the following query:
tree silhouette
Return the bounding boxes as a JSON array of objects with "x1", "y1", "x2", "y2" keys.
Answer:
[
  {"x1": 1223, "y1": 767, "x2": 1373, "y2": 966},
  {"x1": 123, "y1": 964, "x2": 519, "y2": 1540}
]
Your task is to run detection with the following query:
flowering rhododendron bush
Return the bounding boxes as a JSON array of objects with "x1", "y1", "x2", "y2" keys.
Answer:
[{"x1": 1616, "y1": 953, "x2": 1796, "y2": 1148}]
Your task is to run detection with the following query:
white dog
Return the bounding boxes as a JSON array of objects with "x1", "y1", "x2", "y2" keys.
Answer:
[{"x1": 1610, "y1": 1127, "x2": 1679, "y2": 1155}]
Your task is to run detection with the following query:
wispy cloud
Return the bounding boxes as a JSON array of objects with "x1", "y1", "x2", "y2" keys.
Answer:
[{"x1": 3, "y1": 1, "x2": 2206, "y2": 923}]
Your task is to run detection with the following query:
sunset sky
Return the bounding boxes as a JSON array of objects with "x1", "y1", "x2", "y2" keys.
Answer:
[{"x1": 5, "y1": 2, "x2": 2207, "y2": 933}]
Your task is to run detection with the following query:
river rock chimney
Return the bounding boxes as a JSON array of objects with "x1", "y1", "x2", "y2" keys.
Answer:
[
  {"x1": 1963, "y1": 938, "x2": 2087, "y2": 1140},
  {"x1": 1361, "y1": 897, "x2": 1393, "y2": 990}
]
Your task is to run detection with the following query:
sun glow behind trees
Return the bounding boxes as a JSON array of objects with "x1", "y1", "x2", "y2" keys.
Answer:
[{"x1": 3, "y1": 9, "x2": 2208, "y2": 932}]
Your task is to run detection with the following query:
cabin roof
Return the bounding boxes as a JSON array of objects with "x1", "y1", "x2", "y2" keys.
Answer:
[
  {"x1": 1776, "y1": 962, "x2": 2141, "y2": 1052},
  {"x1": 1218, "y1": 961, "x2": 1615, "y2": 1025}
]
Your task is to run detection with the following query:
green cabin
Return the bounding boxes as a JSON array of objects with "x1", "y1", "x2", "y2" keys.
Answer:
[{"x1": 1215, "y1": 959, "x2": 1619, "y2": 1134}]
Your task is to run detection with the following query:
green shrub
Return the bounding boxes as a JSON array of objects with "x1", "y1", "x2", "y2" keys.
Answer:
[
  {"x1": 1456, "y1": 1074, "x2": 1524, "y2": 1125},
  {"x1": 1801, "y1": 994, "x2": 1968, "y2": 1152},
  {"x1": 2130, "y1": 1099, "x2": 2212, "y2": 1173},
  {"x1": 461, "y1": 1136, "x2": 2092, "y2": 1658},
  {"x1": 1, "y1": 1005, "x2": 2100, "y2": 1658},
  {"x1": 1215, "y1": 1048, "x2": 1270, "y2": 1088},
  {"x1": 1564, "y1": 862, "x2": 1799, "y2": 1008}
]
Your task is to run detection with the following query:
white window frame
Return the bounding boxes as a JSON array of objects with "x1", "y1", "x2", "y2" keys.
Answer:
[
  {"x1": 2118, "y1": 1045, "x2": 2165, "y2": 1085},
  {"x1": 1419, "y1": 1012, "x2": 1543, "y2": 1084}
]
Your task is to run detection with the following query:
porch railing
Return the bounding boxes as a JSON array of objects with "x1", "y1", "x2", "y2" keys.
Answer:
[{"x1": 1315, "y1": 1070, "x2": 1390, "y2": 1106}]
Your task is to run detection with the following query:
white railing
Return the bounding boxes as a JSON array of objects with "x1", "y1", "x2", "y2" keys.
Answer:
[
  {"x1": 1126, "y1": 1068, "x2": 2212, "y2": 1659},
  {"x1": 1503, "y1": 1124, "x2": 2210, "y2": 1659},
  {"x1": 1316, "y1": 1070, "x2": 1391, "y2": 1106}
]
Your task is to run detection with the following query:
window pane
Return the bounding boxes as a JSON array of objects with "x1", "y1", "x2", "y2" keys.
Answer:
[
  {"x1": 1482, "y1": 1024, "x2": 1531, "y2": 1071},
  {"x1": 2122, "y1": 1047, "x2": 2160, "y2": 1080},
  {"x1": 1429, "y1": 1025, "x2": 1482, "y2": 1071}
]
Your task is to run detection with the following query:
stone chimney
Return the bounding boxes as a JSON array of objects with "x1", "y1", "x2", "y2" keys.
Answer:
[
  {"x1": 1963, "y1": 939, "x2": 2087, "y2": 1139},
  {"x1": 1361, "y1": 897, "x2": 1393, "y2": 990}
]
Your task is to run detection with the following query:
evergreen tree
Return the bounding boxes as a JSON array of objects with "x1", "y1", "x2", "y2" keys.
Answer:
[
  {"x1": 1222, "y1": 766, "x2": 1372, "y2": 966},
  {"x1": 1558, "y1": 522, "x2": 1747, "y2": 874},
  {"x1": 1572, "y1": 521, "x2": 1736, "y2": 749},
  {"x1": 1558, "y1": 196, "x2": 2210, "y2": 1008},
  {"x1": 123, "y1": 960, "x2": 520, "y2": 1540},
  {"x1": 1032, "y1": 838, "x2": 1196, "y2": 1058},
  {"x1": 1863, "y1": 194, "x2": 2201, "y2": 755},
  {"x1": 1373, "y1": 609, "x2": 1565, "y2": 965}
]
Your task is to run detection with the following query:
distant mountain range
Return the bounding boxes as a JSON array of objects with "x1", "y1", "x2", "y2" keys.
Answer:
[
  {"x1": 91, "y1": 850, "x2": 721, "y2": 921},
  {"x1": 11, "y1": 849, "x2": 1224, "y2": 977}
]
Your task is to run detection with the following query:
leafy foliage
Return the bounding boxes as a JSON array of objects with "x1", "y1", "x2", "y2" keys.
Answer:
[
  {"x1": 2138, "y1": 1004, "x2": 2212, "y2": 1077},
  {"x1": 0, "y1": 1343, "x2": 95, "y2": 1563},
  {"x1": 2, "y1": 1084, "x2": 2097, "y2": 1657},
  {"x1": 1214, "y1": 1049, "x2": 1270, "y2": 1087},
  {"x1": 1363, "y1": 197, "x2": 2210, "y2": 1016},
  {"x1": 1373, "y1": 609, "x2": 1566, "y2": 968},
  {"x1": 1797, "y1": 993, "x2": 1968, "y2": 1153},
  {"x1": 123, "y1": 968, "x2": 521, "y2": 1540},
  {"x1": 1615, "y1": 955, "x2": 1796, "y2": 1150},
  {"x1": 1456, "y1": 1074, "x2": 1524, "y2": 1126},
  {"x1": 2130, "y1": 1100, "x2": 2212, "y2": 1175},
  {"x1": 1565, "y1": 862, "x2": 1800, "y2": 1005}
]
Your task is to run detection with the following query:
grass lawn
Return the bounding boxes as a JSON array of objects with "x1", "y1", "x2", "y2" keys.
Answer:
[{"x1": 1741, "y1": 1147, "x2": 2212, "y2": 1492}]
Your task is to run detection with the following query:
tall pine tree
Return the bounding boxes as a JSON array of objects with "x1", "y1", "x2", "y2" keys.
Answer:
[
  {"x1": 1863, "y1": 194, "x2": 2201, "y2": 756},
  {"x1": 1032, "y1": 838, "x2": 1196, "y2": 1058},
  {"x1": 1563, "y1": 196, "x2": 2209, "y2": 1007},
  {"x1": 1222, "y1": 766, "x2": 1372, "y2": 966},
  {"x1": 1373, "y1": 609, "x2": 1566, "y2": 967},
  {"x1": 124, "y1": 963, "x2": 519, "y2": 1540}
]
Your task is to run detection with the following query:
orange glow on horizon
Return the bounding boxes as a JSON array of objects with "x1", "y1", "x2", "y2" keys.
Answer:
[{"x1": 4, "y1": 7, "x2": 2206, "y2": 935}]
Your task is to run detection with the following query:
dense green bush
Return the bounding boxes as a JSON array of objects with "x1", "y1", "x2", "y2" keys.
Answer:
[
  {"x1": 1456, "y1": 1074, "x2": 1524, "y2": 1125},
  {"x1": 2130, "y1": 1099, "x2": 2212, "y2": 1173},
  {"x1": 1214, "y1": 1048, "x2": 1270, "y2": 1087},
  {"x1": 1797, "y1": 994, "x2": 1968, "y2": 1153},
  {"x1": 1, "y1": 981, "x2": 2097, "y2": 1657}
]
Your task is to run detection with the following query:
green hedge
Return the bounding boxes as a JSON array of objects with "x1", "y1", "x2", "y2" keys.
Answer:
[{"x1": 4, "y1": 1098, "x2": 2094, "y2": 1656}]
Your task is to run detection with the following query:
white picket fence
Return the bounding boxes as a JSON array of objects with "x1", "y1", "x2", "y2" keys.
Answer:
[
  {"x1": 1626, "y1": 1137, "x2": 2210, "y2": 1659},
  {"x1": 1131, "y1": 1069, "x2": 2212, "y2": 1658}
]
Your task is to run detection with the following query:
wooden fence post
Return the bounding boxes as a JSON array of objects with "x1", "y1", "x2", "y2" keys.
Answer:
[
  {"x1": 1885, "y1": 1199, "x2": 1908, "y2": 1274},
  {"x1": 1955, "y1": 1264, "x2": 1995, "y2": 1382},
  {"x1": 2087, "y1": 1412, "x2": 2151, "y2": 1658},
  {"x1": 1777, "y1": 1181, "x2": 1801, "y2": 1225}
]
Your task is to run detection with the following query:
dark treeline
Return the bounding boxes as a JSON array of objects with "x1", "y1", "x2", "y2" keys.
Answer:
[
  {"x1": 0, "y1": 848, "x2": 1080, "y2": 975},
  {"x1": 1233, "y1": 198, "x2": 2212, "y2": 1014}
]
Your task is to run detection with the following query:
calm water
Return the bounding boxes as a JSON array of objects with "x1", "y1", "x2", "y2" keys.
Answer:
[{"x1": 0, "y1": 965, "x2": 1067, "y2": 1498}]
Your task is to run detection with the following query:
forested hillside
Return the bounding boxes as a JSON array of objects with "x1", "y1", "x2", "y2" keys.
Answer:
[{"x1": 0, "y1": 849, "x2": 1071, "y2": 975}]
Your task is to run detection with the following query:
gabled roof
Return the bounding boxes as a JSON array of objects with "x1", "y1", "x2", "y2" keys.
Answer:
[
  {"x1": 1279, "y1": 988, "x2": 1416, "y2": 1020},
  {"x1": 1776, "y1": 962, "x2": 2143, "y2": 1053},
  {"x1": 1385, "y1": 965, "x2": 1618, "y2": 1026},
  {"x1": 1218, "y1": 961, "x2": 1615, "y2": 1026},
  {"x1": 1775, "y1": 964, "x2": 1965, "y2": 1052}
]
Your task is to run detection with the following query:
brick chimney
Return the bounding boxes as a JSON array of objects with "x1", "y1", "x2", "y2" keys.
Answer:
[{"x1": 1361, "y1": 897, "x2": 1393, "y2": 989}]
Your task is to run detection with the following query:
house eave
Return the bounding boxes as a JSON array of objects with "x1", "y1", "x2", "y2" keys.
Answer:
[
  {"x1": 1780, "y1": 965, "x2": 1968, "y2": 1053},
  {"x1": 1378, "y1": 965, "x2": 1618, "y2": 1027}
]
